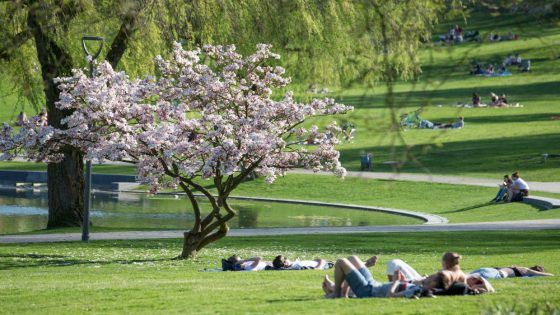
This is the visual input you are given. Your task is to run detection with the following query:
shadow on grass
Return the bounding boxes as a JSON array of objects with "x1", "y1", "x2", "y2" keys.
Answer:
[
  {"x1": 0, "y1": 253, "x2": 66, "y2": 259},
  {"x1": 339, "y1": 80, "x2": 560, "y2": 109},
  {"x1": 338, "y1": 132, "x2": 560, "y2": 175},
  {"x1": 266, "y1": 298, "x2": 318, "y2": 303},
  {"x1": 441, "y1": 202, "x2": 491, "y2": 214},
  {"x1": 0, "y1": 253, "x2": 174, "y2": 271}
]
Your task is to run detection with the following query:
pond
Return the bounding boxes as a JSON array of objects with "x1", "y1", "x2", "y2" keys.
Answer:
[{"x1": 0, "y1": 188, "x2": 423, "y2": 234}]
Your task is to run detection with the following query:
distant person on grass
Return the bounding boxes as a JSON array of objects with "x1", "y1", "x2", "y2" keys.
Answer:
[
  {"x1": 15, "y1": 111, "x2": 28, "y2": 126},
  {"x1": 507, "y1": 171, "x2": 529, "y2": 202},
  {"x1": 472, "y1": 93, "x2": 482, "y2": 107},
  {"x1": 440, "y1": 116, "x2": 464, "y2": 129},
  {"x1": 469, "y1": 265, "x2": 553, "y2": 279},
  {"x1": 492, "y1": 174, "x2": 513, "y2": 202}
]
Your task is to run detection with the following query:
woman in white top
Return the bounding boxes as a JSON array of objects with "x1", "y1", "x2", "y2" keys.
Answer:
[{"x1": 508, "y1": 171, "x2": 529, "y2": 202}]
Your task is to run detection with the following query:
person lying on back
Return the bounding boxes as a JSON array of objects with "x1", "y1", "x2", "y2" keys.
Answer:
[
  {"x1": 273, "y1": 255, "x2": 328, "y2": 270},
  {"x1": 227, "y1": 254, "x2": 271, "y2": 271},
  {"x1": 469, "y1": 265, "x2": 553, "y2": 279}
]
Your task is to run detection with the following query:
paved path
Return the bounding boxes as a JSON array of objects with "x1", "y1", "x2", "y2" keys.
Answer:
[
  {"x1": 291, "y1": 170, "x2": 560, "y2": 194},
  {"x1": 1, "y1": 219, "x2": 559, "y2": 243}
]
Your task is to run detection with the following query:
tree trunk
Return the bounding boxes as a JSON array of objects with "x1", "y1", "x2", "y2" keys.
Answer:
[
  {"x1": 47, "y1": 152, "x2": 84, "y2": 227},
  {"x1": 180, "y1": 221, "x2": 230, "y2": 259},
  {"x1": 181, "y1": 231, "x2": 202, "y2": 259},
  {"x1": 28, "y1": 6, "x2": 84, "y2": 228}
]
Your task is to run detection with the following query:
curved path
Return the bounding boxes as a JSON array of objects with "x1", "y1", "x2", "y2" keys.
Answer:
[{"x1": 1, "y1": 219, "x2": 560, "y2": 244}]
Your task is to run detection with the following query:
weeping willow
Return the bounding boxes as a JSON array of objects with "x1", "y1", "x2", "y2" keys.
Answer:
[{"x1": 0, "y1": 0, "x2": 445, "y2": 111}]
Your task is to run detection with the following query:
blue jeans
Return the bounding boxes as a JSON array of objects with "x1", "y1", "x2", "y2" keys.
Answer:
[
  {"x1": 346, "y1": 268, "x2": 386, "y2": 298},
  {"x1": 470, "y1": 268, "x2": 503, "y2": 279},
  {"x1": 493, "y1": 187, "x2": 507, "y2": 201}
]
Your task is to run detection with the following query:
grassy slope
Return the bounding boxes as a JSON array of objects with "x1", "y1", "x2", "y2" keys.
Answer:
[
  {"x1": 0, "y1": 230, "x2": 559, "y2": 314},
  {"x1": 311, "y1": 12, "x2": 560, "y2": 180},
  {"x1": 1, "y1": 14, "x2": 559, "y2": 181},
  {"x1": 232, "y1": 175, "x2": 560, "y2": 223}
]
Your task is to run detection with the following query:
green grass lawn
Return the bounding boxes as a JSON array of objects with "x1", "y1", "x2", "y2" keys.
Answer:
[
  {"x1": 232, "y1": 175, "x2": 560, "y2": 223},
  {"x1": 1, "y1": 230, "x2": 559, "y2": 314},
  {"x1": 1, "y1": 12, "x2": 560, "y2": 181},
  {"x1": 0, "y1": 10, "x2": 559, "y2": 314}
]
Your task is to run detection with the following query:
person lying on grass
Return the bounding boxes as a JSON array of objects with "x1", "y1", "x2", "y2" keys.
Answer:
[
  {"x1": 272, "y1": 255, "x2": 330, "y2": 270},
  {"x1": 226, "y1": 254, "x2": 272, "y2": 271},
  {"x1": 321, "y1": 255, "x2": 453, "y2": 299},
  {"x1": 385, "y1": 252, "x2": 494, "y2": 293},
  {"x1": 469, "y1": 265, "x2": 553, "y2": 279}
]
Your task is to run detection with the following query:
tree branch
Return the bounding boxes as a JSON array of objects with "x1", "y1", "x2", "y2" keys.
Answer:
[
  {"x1": 105, "y1": 2, "x2": 146, "y2": 68},
  {"x1": 0, "y1": 30, "x2": 32, "y2": 60}
]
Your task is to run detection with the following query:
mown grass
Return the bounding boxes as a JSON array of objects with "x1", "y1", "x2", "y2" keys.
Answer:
[
  {"x1": 1, "y1": 12, "x2": 560, "y2": 181},
  {"x1": 0, "y1": 230, "x2": 559, "y2": 314},
  {"x1": 231, "y1": 175, "x2": 560, "y2": 223}
]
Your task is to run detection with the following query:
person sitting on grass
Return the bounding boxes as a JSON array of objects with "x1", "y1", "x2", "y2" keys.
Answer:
[
  {"x1": 272, "y1": 255, "x2": 329, "y2": 270},
  {"x1": 492, "y1": 174, "x2": 513, "y2": 202},
  {"x1": 386, "y1": 253, "x2": 494, "y2": 294},
  {"x1": 507, "y1": 171, "x2": 529, "y2": 202},
  {"x1": 226, "y1": 254, "x2": 271, "y2": 271},
  {"x1": 387, "y1": 252, "x2": 466, "y2": 282},
  {"x1": 322, "y1": 255, "x2": 451, "y2": 299},
  {"x1": 469, "y1": 265, "x2": 553, "y2": 279},
  {"x1": 15, "y1": 111, "x2": 28, "y2": 126},
  {"x1": 470, "y1": 61, "x2": 484, "y2": 75},
  {"x1": 490, "y1": 92, "x2": 507, "y2": 107},
  {"x1": 472, "y1": 92, "x2": 481, "y2": 107}
]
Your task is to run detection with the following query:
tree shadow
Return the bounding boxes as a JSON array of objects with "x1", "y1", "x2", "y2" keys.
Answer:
[
  {"x1": 441, "y1": 202, "x2": 495, "y2": 214},
  {"x1": 266, "y1": 298, "x2": 318, "y2": 303},
  {"x1": 0, "y1": 254, "x2": 174, "y2": 271},
  {"x1": 337, "y1": 132, "x2": 560, "y2": 174}
]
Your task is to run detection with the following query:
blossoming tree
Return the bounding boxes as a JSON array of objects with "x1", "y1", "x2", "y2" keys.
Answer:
[{"x1": 0, "y1": 43, "x2": 352, "y2": 258}]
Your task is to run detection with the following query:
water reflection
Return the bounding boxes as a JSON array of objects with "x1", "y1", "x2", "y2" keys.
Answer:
[
  {"x1": 0, "y1": 187, "x2": 421, "y2": 234},
  {"x1": 238, "y1": 208, "x2": 259, "y2": 228}
]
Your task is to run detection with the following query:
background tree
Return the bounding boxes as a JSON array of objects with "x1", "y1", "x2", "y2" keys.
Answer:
[
  {"x1": 1, "y1": 44, "x2": 352, "y2": 258},
  {"x1": 0, "y1": 0, "x2": 153, "y2": 227}
]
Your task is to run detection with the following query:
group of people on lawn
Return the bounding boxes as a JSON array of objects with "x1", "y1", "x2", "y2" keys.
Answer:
[
  {"x1": 470, "y1": 92, "x2": 521, "y2": 108},
  {"x1": 469, "y1": 53, "x2": 529, "y2": 76},
  {"x1": 492, "y1": 171, "x2": 530, "y2": 203},
  {"x1": 225, "y1": 254, "x2": 331, "y2": 271},
  {"x1": 224, "y1": 252, "x2": 552, "y2": 299}
]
